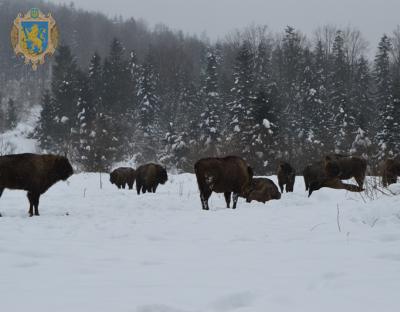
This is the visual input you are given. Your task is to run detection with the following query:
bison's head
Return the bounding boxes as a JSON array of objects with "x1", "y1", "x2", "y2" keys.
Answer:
[
  {"x1": 109, "y1": 172, "x2": 116, "y2": 184},
  {"x1": 55, "y1": 156, "x2": 73, "y2": 181},
  {"x1": 159, "y1": 167, "x2": 168, "y2": 184},
  {"x1": 325, "y1": 159, "x2": 341, "y2": 178},
  {"x1": 246, "y1": 190, "x2": 267, "y2": 203},
  {"x1": 269, "y1": 184, "x2": 282, "y2": 200}
]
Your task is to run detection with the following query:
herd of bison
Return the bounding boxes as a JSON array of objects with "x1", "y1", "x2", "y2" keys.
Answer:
[{"x1": 0, "y1": 153, "x2": 399, "y2": 216}]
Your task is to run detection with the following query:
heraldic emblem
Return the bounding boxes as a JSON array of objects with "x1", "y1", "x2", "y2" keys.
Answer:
[{"x1": 11, "y1": 8, "x2": 59, "y2": 70}]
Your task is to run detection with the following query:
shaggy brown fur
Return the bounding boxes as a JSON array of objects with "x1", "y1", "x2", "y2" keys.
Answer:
[
  {"x1": 324, "y1": 154, "x2": 367, "y2": 188},
  {"x1": 277, "y1": 161, "x2": 296, "y2": 193},
  {"x1": 382, "y1": 158, "x2": 400, "y2": 187},
  {"x1": 246, "y1": 178, "x2": 281, "y2": 203},
  {"x1": 194, "y1": 156, "x2": 253, "y2": 210},
  {"x1": 303, "y1": 160, "x2": 363, "y2": 197},
  {"x1": 0, "y1": 153, "x2": 73, "y2": 217},
  {"x1": 110, "y1": 167, "x2": 136, "y2": 190},
  {"x1": 135, "y1": 163, "x2": 168, "y2": 194}
]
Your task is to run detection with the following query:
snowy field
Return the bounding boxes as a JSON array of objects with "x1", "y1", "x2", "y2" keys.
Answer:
[{"x1": 1, "y1": 173, "x2": 400, "y2": 312}]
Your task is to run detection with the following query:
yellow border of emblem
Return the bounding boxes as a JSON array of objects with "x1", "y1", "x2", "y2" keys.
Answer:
[{"x1": 11, "y1": 8, "x2": 59, "y2": 70}]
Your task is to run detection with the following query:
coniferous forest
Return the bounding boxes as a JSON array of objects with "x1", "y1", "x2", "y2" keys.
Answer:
[{"x1": 1, "y1": 0, "x2": 400, "y2": 173}]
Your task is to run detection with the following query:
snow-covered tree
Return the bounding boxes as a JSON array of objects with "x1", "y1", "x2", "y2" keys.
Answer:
[
  {"x1": 198, "y1": 49, "x2": 222, "y2": 156},
  {"x1": 228, "y1": 40, "x2": 256, "y2": 156},
  {"x1": 374, "y1": 35, "x2": 396, "y2": 158}
]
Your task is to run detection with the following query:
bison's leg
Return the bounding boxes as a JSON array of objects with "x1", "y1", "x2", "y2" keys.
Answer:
[
  {"x1": 232, "y1": 193, "x2": 239, "y2": 209},
  {"x1": 324, "y1": 179, "x2": 363, "y2": 192},
  {"x1": 122, "y1": 183, "x2": 126, "y2": 189},
  {"x1": 308, "y1": 181, "x2": 321, "y2": 197},
  {"x1": 0, "y1": 188, "x2": 3, "y2": 198},
  {"x1": 304, "y1": 176, "x2": 309, "y2": 191},
  {"x1": 355, "y1": 174, "x2": 365, "y2": 189},
  {"x1": 33, "y1": 194, "x2": 40, "y2": 216},
  {"x1": 224, "y1": 192, "x2": 231, "y2": 208},
  {"x1": 136, "y1": 182, "x2": 142, "y2": 195},
  {"x1": 27, "y1": 192, "x2": 34, "y2": 217},
  {"x1": 279, "y1": 183, "x2": 284, "y2": 194},
  {"x1": 200, "y1": 190, "x2": 211, "y2": 210},
  {"x1": 128, "y1": 182, "x2": 133, "y2": 190}
]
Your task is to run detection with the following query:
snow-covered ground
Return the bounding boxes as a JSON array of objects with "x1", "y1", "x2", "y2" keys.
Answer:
[{"x1": 1, "y1": 173, "x2": 400, "y2": 312}]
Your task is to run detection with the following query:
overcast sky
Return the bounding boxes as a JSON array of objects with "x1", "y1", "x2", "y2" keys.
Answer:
[{"x1": 49, "y1": 0, "x2": 399, "y2": 50}]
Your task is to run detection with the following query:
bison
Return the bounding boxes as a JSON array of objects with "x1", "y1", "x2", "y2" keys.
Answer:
[
  {"x1": 277, "y1": 161, "x2": 296, "y2": 193},
  {"x1": 194, "y1": 156, "x2": 253, "y2": 210},
  {"x1": 303, "y1": 160, "x2": 363, "y2": 197},
  {"x1": 324, "y1": 154, "x2": 367, "y2": 188},
  {"x1": 382, "y1": 158, "x2": 400, "y2": 187},
  {"x1": 246, "y1": 178, "x2": 281, "y2": 203},
  {"x1": 0, "y1": 153, "x2": 73, "y2": 217},
  {"x1": 135, "y1": 163, "x2": 168, "y2": 194},
  {"x1": 110, "y1": 167, "x2": 136, "y2": 189}
]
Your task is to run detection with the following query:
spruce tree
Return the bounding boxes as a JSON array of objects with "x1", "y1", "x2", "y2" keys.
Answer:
[
  {"x1": 136, "y1": 45, "x2": 162, "y2": 161},
  {"x1": 88, "y1": 52, "x2": 114, "y2": 171},
  {"x1": 35, "y1": 90, "x2": 56, "y2": 152},
  {"x1": 198, "y1": 49, "x2": 222, "y2": 156},
  {"x1": 374, "y1": 35, "x2": 396, "y2": 158},
  {"x1": 228, "y1": 40, "x2": 255, "y2": 157},
  {"x1": 350, "y1": 56, "x2": 373, "y2": 157},
  {"x1": 73, "y1": 70, "x2": 96, "y2": 170},
  {"x1": 330, "y1": 30, "x2": 352, "y2": 153},
  {"x1": 102, "y1": 39, "x2": 132, "y2": 161},
  {"x1": 51, "y1": 45, "x2": 80, "y2": 154}
]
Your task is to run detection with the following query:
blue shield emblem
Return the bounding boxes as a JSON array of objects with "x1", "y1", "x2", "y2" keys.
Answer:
[{"x1": 20, "y1": 21, "x2": 49, "y2": 55}]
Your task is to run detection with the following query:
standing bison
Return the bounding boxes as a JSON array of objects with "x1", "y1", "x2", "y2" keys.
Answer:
[
  {"x1": 303, "y1": 160, "x2": 363, "y2": 197},
  {"x1": 246, "y1": 178, "x2": 281, "y2": 203},
  {"x1": 324, "y1": 154, "x2": 367, "y2": 188},
  {"x1": 277, "y1": 161, "x2": 296, "y2": 193},
  {"x1": 194, "y1": 156, "x2": 253, "y2": 210},
  {"x1": 110, "y1": 167, "x2": 136, "y2": 189},
  {"x1": 0, "y1": 153, "x2": 73, "y2": 217},
  {"x1": 382, "y1": 158, "x2": 400, "y2": 187},
  {"x1": 135, "y1": 163, "x2": 168, "y2": 194}
]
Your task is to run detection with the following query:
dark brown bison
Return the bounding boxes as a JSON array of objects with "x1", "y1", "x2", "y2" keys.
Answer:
[
  {"x1": 277, "y1": 161, "x2": 296, "y2": 193},
  {"x1": 382, "y1": 158, "x2": 400, "y2": 187},
  {"x1": 135, "y1": 163, "x2": 168, "y2": 194},
  {"x1": 246, "y1": 178, "x2": 281, "y2": 203},
  {"x1": 194, "y1": 156, "x2": 253, "y2": 210},
  {"x1": 324, "y1": 154, "x2": 367, "y2": 188},
  {"x1": 0, "y1": 153, "x2": 73, "y2": 217},
  {"x1": 303, "y1": 160, "x2": 363, "y2": 197},
  {"x1": 110, "y1": 167, "x2": 136, "y2": 189}
]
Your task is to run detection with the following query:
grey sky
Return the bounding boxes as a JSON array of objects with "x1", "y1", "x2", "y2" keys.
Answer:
[{"x1": 49, "y1": 0, "x2": 399, "y2": 50}]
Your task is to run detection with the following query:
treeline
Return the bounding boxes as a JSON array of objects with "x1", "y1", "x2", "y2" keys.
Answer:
[
  {"x1": 33, "y1": 26, "x2": 400, "y2": 173},
  {"x1": 1, "y1": 1, "x2": 400, "y2": 173}
]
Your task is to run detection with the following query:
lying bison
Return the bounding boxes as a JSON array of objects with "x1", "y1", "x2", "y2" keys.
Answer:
[
  {"x1": 194, "y1": 156, "x2": 253, "y2": 210},
  {"x1": 246, "y1": 178, "x2": 281, "y2": 203},
  {"x1": 110, "y1": 167, "x2": 136, "y2": 189},
  {"x1": 303, "y1": 161, "x2": 363, "y2": 197},
  {"x1": 0, "y1": 153, "x2": 73, "y2": 217},
  {"x1": 382, "y1": 158, "x2": 400, "y2": 187},
  {"x1": 277, "y1": 161, "x2": 296, "y2": 193},
  {"x1": 324, "y1": 154, "x2": 367, "y2": 188},
  {"x1": 136, "y1": 163, "x2": 168, "y2": 194}
]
